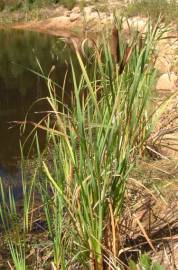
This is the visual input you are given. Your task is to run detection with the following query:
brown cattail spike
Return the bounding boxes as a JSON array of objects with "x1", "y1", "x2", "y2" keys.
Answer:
[{"x1": 111, "y1": 26, "x2": 120, "y2": 64}]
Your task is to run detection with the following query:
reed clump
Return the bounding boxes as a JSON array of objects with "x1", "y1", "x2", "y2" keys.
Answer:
[{"x1": 0, "y1": 18, "x2": 165, "y2": 269}]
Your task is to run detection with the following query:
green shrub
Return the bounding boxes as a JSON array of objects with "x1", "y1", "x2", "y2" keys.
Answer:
[
  {"x1": 56, "y1": 0, "x2": 76, "y2": 9},
  {"x1": 4, "y1": 0, "x2": 76, "y2": 11},
  {"x1": 0, "y1": 0, "x2": 5, "y2": 11},
  {"x1": 125, "y1": 0, "x2": 178, "y2": 24},
  {"x1": 129, "y1": 254, "x2": 165, "y2": 270}
]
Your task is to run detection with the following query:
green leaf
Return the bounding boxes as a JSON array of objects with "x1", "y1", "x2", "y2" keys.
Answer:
[
  {"x1": 152, "y1": 262, "x2": 165, "y2": 270},
  {"x1": 140, "y1": 254, "x2": 152, "y2": 269},
  {"x1": 129, "y1": 259, "x2": 137, "y2": 270}
]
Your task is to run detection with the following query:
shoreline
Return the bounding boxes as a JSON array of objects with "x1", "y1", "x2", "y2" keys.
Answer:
[{"x1": 0, "y1": 4, "x2": 116, "y2": 40}]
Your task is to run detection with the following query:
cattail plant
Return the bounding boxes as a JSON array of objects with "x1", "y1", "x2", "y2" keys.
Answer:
[
  {"x1": 0, "y1": 17, "x2": 165, "y2": 270},
  {"x1": 39, "y1": 18, "x2": 164, "y2": 269}
]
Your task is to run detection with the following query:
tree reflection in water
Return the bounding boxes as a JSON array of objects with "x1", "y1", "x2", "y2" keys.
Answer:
[{"x1": 0, "y1": 29, "x2": 79, "y2": 183}]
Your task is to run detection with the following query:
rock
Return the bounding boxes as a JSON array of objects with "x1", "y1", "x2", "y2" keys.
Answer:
[
  {"x1": 122, "y1": 16, "x2": 148, "y2": 33},
  {"x1": 155, "y1": 57, "x2": 172, "y2": 73},
  {"x1": 155, "y1": 36, "x2": 178, "y2": 73},
  {"x1": 83, "y1": 6, "x2": 95, "y2": 16},
  {"x1": 87, "y1": 11, "x2": 101, "y2": 21},
  {"x1": 156, "y1": 72, "x2": 178, "y2": 91},
  {"x1": 72, "y1": 6, "x2": 80, "y2": 14},
  {"x1": 70, "y1": 13, "x2": 80, "y2": 22},
  {"x1": 64, "y1": 10, "x2": 71, "y2": 17}
]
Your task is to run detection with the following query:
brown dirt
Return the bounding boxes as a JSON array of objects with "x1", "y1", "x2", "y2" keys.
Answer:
[{"x1": 12, "y1": 16, "x2": 83, "y2": 37}]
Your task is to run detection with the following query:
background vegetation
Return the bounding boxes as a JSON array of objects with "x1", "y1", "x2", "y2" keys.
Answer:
[
  {"x1": 0, "y1": 0, "x2": 76, "y2": 11},
  {"x1": 125, "y1": 0, "x2": 178, "y2": 24}
]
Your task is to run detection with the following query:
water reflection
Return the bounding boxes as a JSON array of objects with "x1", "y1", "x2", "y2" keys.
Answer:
[{"x1": 0, "y1": 29, "x2": 78, "y2": 183}]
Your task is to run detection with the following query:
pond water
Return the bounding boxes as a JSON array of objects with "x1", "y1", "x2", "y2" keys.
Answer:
[{"x1": 0, "y1": 29, "x2": 78, "y2": 193}]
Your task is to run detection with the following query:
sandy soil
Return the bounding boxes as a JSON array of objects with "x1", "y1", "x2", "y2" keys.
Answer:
[{"x1": 12, "y1": 16, "x2": 83, "y2": 37}]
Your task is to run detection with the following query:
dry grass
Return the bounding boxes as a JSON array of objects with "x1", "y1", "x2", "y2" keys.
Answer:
[{"x1": 118, "y1": 159, "x2": 178, "y2": 268}]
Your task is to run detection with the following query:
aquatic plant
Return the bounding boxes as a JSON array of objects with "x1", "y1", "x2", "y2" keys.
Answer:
[
  {"x1": 0, "y1": 17, "x2": 166, "y2": 269},
  {"x1": 37, "y1": 18, "x2": 164, "y2": 269}
]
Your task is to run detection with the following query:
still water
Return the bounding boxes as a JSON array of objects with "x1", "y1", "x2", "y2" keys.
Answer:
[{"x1": 0, "y1": 29, "x2": 77, "y2": 190}]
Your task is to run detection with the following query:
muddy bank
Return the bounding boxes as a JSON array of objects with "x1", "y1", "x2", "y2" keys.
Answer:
[
  {"x1": 12, "y1": 16, "x2": 84, "y2": 38},
  {"x1": 0, "y1": 3, "x2": 115, "y2": 39}
]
